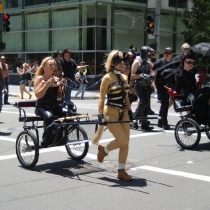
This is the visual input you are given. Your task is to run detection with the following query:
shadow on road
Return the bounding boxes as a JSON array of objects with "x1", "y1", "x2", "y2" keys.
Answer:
[{"x1": 0, "y1": 131, "x2": 12, "y2": 136}]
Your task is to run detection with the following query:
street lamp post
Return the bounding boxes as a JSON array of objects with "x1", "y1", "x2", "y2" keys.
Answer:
[{"x1": 154, "y1": 0, "x2": 161, "y2": 59}]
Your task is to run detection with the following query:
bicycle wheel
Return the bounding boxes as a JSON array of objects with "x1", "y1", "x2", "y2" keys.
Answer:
[
  {"x1": 16, "y1": 131, "x2": 39, "y2": 169},
  {"x1": 205, "y1": 124, "x2": 210, "y2": 140},
  {"x1": 65, "y1": 125, "x2": 89, "y2": 160},
  {"x1": 174, "y1": 118, "x2": 201, "y2": 149}
]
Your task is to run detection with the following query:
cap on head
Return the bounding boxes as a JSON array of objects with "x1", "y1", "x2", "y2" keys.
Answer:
[
  {"x1": 165, "y1": 47, "x2": 173, "y2": 53},
  {"x1": 1, "y1": 56, "x2": 5, "y2": 60},
  {"x1": 53, "y1": 50, "x2": 62, "y2": 58}
]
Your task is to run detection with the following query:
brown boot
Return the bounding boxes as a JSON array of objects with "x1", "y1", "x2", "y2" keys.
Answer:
[
  {"x1": 97, "y1": 145, "x2": 107, "y2": 163},
  {"x1": 117, "y1": 169, "x2": 132, "y2": 181}
]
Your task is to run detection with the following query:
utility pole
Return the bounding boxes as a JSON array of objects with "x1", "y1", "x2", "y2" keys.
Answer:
[{"x1": 154, "y1": 0, "x2": 161, "y2": 59}]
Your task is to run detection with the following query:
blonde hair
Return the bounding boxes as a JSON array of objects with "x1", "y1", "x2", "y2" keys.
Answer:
[
  {"x1": 22, "y1": 63, "x2": 29, "y2": 71},
  {"x1": 35, "y1": 56, "x2": 54, "y2": 78},
  {"x1": 105, "y1": 50, "x2": 123, "y2": 72}
]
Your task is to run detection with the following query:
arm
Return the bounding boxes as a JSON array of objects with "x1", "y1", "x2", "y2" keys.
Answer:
[
  {"x1": 98, "y1": 76, "x2": 109, "y2": 114},
  {"x1": 16, "y1": 67, "x2": 24, "y2": 75},
  {"x1": 131, "y1": 60, "x2": 142, "y2": 80}
]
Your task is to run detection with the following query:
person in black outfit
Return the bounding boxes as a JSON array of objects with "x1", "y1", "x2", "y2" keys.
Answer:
[
  {"x1": 131, "y1": 46, "x2": 155, "y2": 131},
  {"x1": 60, "y1": 48, "x2": 86, "y2": 102},
  {"x1": 170, "y1": 52, "x2": 210, "y2": 125},
  {"x1": 34, "y1": 56, "x2": 73, "y2": 147},
  {"x1": 153, "y1": 47, "x2": 174, "y2": 130}
]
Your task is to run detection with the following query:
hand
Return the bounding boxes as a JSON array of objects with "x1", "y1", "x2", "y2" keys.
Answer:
[
  {"x1": 198, "y1": 72, "x2": 206, "y2": 84},
  {"x1": 46, "y1": 77, "x2": 56, "y2": 88},
  {"x1": 196, "y1": 82, "x2": 200, "y2": 89},
  {"x1": 167, "y1": 88, "x2": 177, "y2": 96},
  {"x1": 3, "y1": 88, "x2": 7, "y2": 94},
  {"x1": 128, "y1": 110, "x2": 134, "y2": 121},
  {"x1": 98, "y1": 114, "x2": 104, "y2": 122}
]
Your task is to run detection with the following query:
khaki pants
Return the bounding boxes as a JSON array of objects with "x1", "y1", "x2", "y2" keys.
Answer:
[{"x1": 103, "y1": 106, "x2": 130, "y2": 164}]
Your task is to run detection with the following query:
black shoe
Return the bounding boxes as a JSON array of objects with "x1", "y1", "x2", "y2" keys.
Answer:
[
  {"x1": 157, "y1": 120, "x2": 162, "y2": 128},
  {"x1": 4, "y1": 102, "x2": 11, "y2": 105},
  {"x1": 133, "y1": 122, "x2": 138, "y2": 129},
  {"x1": 162, "y1": 124, "x2": 171, "y2": 130},
  {"x1": 148, "y1": 110, "x2": 155, "y2": 115},
  {"x1": 141, "y1": 124, "x2": 154, "y2": 131}
]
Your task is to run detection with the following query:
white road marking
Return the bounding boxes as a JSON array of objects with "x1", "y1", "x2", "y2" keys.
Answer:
[{"x1": 130, "y1": 165, "x2": 210, "y2": 183}]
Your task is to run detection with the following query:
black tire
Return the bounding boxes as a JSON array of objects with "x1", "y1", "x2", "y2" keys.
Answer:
[
  {"x1": 205, "y1": 124, "x2": 210, "y2": 140},
  {"x1": 65, "y1": 125, "x2": 89, "y2": 160},
  {"x1": 174, "y1": 118, "x2": 201, "y2": 149},
  {"x1": 16, "y1": 131, "x2": 39, "y2": 169}
]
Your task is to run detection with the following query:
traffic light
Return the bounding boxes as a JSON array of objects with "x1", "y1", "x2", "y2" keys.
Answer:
[
  {"x1": 3, "y1": 13, "x2": 10, "y2": 32},
  {"x1": 146, "y1": 15, "x2": 154, "y2": 35}
]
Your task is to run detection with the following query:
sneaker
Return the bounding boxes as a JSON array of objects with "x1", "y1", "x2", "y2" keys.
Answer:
[
  {"x1": 4, "y1": 102, "x2": 11, "y2": 105},
  {"x1": 133, "y1": 121, "x2": 138, "y2": 129},
  {"x1": 162, "y1": 124, "x2": 171, "y2": 130},
  {"x1": 148, "y1": 110, "x2": 155, "y2": 115}
]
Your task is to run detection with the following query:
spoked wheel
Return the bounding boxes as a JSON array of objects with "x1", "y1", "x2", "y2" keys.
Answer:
[
  {"x1": 16, "y1": 131, "x2": 39, "y2": 169},
  {"x1": 205, "y1": 124, "x2": 210, "y2": 140},
  {"x1": 65, "y1": 125, "x2": 89, "y2": 160},
  {"x1": 174, "y1": 118, "x2": 201, "y2": 149}
]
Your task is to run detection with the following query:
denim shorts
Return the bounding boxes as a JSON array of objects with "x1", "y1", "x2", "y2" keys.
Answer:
[{"x1": 19, "y1": 79, "x2": 27, "y2": 85}]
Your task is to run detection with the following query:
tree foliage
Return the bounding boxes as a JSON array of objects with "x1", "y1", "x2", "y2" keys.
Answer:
[{"x1": 181, "y1": 0, "x2": 210, "y2": 69}]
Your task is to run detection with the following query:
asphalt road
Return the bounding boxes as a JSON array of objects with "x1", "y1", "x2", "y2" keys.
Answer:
[{"x1": 1, "y1": 86, "x2": 210, "y2": 209}]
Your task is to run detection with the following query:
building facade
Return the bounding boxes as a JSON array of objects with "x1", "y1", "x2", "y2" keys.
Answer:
[{"x1": 2, "y1": 0, "x2": 191, "y2": 77}]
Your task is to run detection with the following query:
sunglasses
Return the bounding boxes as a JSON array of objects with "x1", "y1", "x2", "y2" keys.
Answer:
[
  {"x1": 182, "y1": 48, "x2": 189, "y2": 50},
  {"x1": 185, "y1": 61, "x2": 195, "y2": 65},
  {"x1": 164, "y1": 52, "x2": 172, "y2": 55},
  {"x1": 1, "y1": 59, "x2": 5, "y2": 60}
]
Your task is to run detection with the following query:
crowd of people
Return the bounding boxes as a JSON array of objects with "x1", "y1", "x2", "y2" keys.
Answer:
[{"x1": 0, "y1": 43, "x2": 209, "y2": 181}]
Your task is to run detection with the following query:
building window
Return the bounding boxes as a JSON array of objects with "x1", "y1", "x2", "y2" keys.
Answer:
[
  {"x1": 114, "y1": 28, "x2": 144, "y2": 52},
  {"x1": 114, "y1": 6, "x2": 145, "y2": 30},
  {"x1": 26, "y1": 31, "x2": 49, "y2": 51},
  {"x1": 52, "y1": 6, "x2": 79, "y2": 28},
  {"x1": 4, "y1": 0, "x2": 20, "y2": 9},
  {"x1": 52, "y1": 28, "x2": 79, "y2": 51},
  {"x1": 2, "y1": 33, "x2": 22, "y2": 52},
  {"x1": 25, "y1": 11, "x2": 49, "y2": 30},
  {"x1": 169, "y1": 0, "x2": 187, "y2": 8},
  {"x1": 24, "y1": 0, "x2": 49, "y2": 7}
]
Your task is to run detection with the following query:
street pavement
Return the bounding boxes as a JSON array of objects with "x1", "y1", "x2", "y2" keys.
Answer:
[
  {"x1": 7, "y1": 84, "x2": 100, "y2": 100},
  {"x1": 1, "y1": 85, "x2": 210, "y2": 209}
]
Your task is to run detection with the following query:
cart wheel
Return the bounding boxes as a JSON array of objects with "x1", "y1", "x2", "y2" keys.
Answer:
[
  {"x1": 65, "y1": 125, "x2": 89, "y2": 160},
  {"x1": 174, "y1": 118, "x2": 201, "y2": 149},
  {"x1": 16, "y1": 131, "x2": 39, "y2": 169},
  {"x1": 205, "y1": 124, "x2": 210, "y2": 140}
]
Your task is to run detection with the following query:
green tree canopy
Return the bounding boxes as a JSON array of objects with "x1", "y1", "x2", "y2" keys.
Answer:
[{"x1": 182, "y1": 0, "x2": 210, "y2": 70}]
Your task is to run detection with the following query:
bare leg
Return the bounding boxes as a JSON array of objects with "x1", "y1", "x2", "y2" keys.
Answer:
[{"x1": 20, "y1": 84, "x2": 24, "y2": 99}]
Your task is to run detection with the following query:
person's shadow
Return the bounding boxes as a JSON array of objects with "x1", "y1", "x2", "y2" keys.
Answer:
[
  {"x1": 30, "y1": 159, "x2": 148, "y2": 191},
  {"x1": 0, "y1": 131, "x2": 12, "y2": 136}
]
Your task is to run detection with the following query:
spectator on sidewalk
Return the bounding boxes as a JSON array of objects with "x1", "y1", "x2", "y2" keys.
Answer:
[
  {"x1": 26, "y1": 60, "x2": 33, "y2": 91},
  {"x1": 60, "y1": 47, "x2": 86, "y2": 102},
  {"x1": 53, "y1": 50, "x2": 63, "y2": 79},
  {"x1": 17, "y1": 63, "x2": 32, "y2": 99},
  {"x1": 75, "y1": 61, "x2": 88, "y2": 100},
  {"x1": 0, "y1": 64, "x2": 7, "y2": 112},
  {"x1": 1, "y1": 56, "x2": 10, "y2": 104}
]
